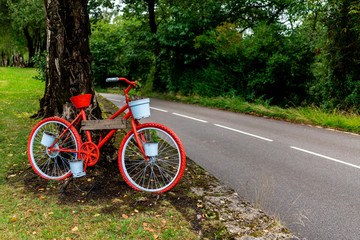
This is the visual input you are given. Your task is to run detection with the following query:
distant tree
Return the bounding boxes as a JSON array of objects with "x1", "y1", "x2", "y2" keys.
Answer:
[
  {"x1": 322, "y1": 0, "x2": 360, "y2": 109},
  {"x1": 7, "y1": 0, "x2": 46, "y2": 65},
  {"x1": 0, "y1": 0, "x2": 12, "y2": 66},
  {"x1": 88, "y1": 0, "x2": 118, "y2": 24}
]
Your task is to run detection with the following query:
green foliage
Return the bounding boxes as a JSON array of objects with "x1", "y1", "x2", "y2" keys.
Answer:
[
  {"x1": 91, "y1": 0, "x2": 360, "y2": 111},
  {"x1": 90, "y1": 17, "x2": 153, "y2": 87},
  {"x1": 321, "y1": 0, "x2": 360, "y2": 110},
  {"x1": 88, "y1": 0, "x2": 118, "y2": 24},
  {"x1": 150, "y1": 129, "x2": 160, "y2": 143},
  {"x1": 7, "y1": 0, "x2": 46, "y2": 62},
  {"x1": 31, "y1": 51, "x2": 47, "y2": 82},
  {"x1": 167, "y1": 21, "x2": 315, "y2": 106}
]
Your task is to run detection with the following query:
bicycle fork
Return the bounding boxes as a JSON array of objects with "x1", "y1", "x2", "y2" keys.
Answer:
[{"x1": 131, "y1": 119, "x2": 150, "y2": 162}]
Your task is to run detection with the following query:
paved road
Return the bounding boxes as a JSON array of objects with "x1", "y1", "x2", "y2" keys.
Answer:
[{"x1": 101, "y1": 93, "x2": 360, "y2": 240}]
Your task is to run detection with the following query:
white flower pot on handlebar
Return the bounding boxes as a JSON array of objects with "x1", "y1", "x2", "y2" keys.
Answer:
[
  {"x1": 69, "y1": 160, "x2": 86, "y2": 178},
  {"x1": 144, "y1": 142, "x2": 159, "y2": 157},
  {"x1": 128, "y1": 98, "x2": 151, "y2": 120},
  {"x1": 41, "y1": 131, "x2": 57, "y2": 147}
]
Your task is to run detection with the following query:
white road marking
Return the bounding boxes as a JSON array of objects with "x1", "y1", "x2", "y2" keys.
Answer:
[
  {"x1": 290, "y1": 146, "x2": 360, "y2": 169},
  {"x1": 150, "y1": 107, "x2": 168, "y2": 112},
  {"x1": 107, "y1": 98, "x2": 122, "y2": 102},
  {"x1": 172, "y1": 113, "x2": 208, "y2": 123},
  {"x1": 214, "y1": 124, "x2": 273, "y2": 142}
]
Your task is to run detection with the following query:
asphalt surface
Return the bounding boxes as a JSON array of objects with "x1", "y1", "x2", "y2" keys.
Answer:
[{"x1": 100, "y1": 93, "x2": 360, "y2": 240}]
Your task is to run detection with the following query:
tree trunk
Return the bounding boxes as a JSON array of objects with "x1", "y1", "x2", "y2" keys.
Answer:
[
  {"x1": 23, "y1": 27, "x2": 35, "y2": 66},
  {"x1": 11, "y1": 52, "x2": 25, "y2": 67},
  {"x1": 145, "y1": 0, "x2": 157, "y2": 34},
  {"x1": 36, "y1": 0, "x2": 101, "y2": 120},
  {"x1": 144, "y1": 0, "x2": 166, "y2": 91}
]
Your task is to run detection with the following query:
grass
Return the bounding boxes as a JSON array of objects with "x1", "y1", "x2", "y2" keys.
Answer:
[
  {"x1": 142, "y1": 92, "x2": 360, "y2": 134},
  {"x1": 0, "y1": 67, "x2": 207, "y2": 240}
]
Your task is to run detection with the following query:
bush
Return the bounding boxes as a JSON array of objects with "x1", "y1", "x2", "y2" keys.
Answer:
[
  {"x1": 31, "y1": 51, "x2": 46, "y2": 82},
  {"x1": 165, "y1": 23, "x2": 315, "y2": 106}
]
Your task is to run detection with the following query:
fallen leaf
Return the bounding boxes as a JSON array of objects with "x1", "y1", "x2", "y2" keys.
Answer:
[
  {"x1": 71, "y1": 226, "x2": 78, "y2": 232},
  {"x1": 10, "y1": 217, "x2": 17, "y2": 222},
  {"x1": 38, "y1": 188, "x2": 44, "y2": 191},
  {"x1": 48, "y1": 212, "x2": 54, "y2": 215},
  {"x1": 154, "y1": 234, "x2": 159, "y2": 239},
  {"x1": 134, "y1": 209, "x2": 139, "y2": 213},
  {"x1": 144, "y1": 227, "x2": 155, "y2": 232},
  {"x1": 143, "y1": 222, "x2": 148, "y2": 227},
  {"x1": 7, "y1": 154, "x2": 13, "y2": 157},
  {"x1": 122, "y1": 214, "x2": 128, "y2": 219},
  {"x1": 39, "y1": 195, "x2": 45, "y2": 200},
  {"x1": 93, "y1": 213, "x2": 100, "y2": 217}
]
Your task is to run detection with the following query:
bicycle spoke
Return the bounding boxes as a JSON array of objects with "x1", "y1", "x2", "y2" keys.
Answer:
[
  {"x1": 120, "y1": 125, "x2": 185, "y2": 192},
  {"x1": 125, "y1": 159, "x2": 146, "y2": 175},
  {"x1": 29, "y1": 119, "x2": 79, "y2": 179},
  {"x1": 155, "y1": 164, "x2": 173, "y2": 184}
]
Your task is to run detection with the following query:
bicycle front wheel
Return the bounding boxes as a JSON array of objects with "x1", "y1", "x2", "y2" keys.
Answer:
[
  {"x1": 118, "y1": 123, "x2": 186, "y2": 193},
  {"x1": 27, "y1": 117, "x2": 81, "y2": 180}
]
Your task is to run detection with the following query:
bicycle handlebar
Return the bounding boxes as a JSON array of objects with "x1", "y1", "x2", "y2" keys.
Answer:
[
  {"x1": 106, "y1": 77, "x2": 138, "y2": 102},
  {"x1": 105, "y1": 77, "x2": 119, "y2": 82},
  {"x1": 105, "y1": 77, "x2": 137, "y2": 87}
]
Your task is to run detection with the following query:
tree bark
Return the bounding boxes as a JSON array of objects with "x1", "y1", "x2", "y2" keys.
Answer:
[
  {"x1": 145, "y1": 0, "x2": 157, "y2": 34},
  {"x1": 144, "y1": 0, "x2": 166, "y2": 91},
  {"x1": 23, "y1": 27, "x2": 35, "y2": 66},
  {"x1": 36, "y1": 0, "x2": 101, "y2": 120}
]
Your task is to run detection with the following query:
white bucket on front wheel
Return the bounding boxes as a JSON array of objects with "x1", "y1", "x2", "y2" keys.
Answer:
[
  {"x1": 128, "y1": 98, "x2": 150, "y2": 120},
  {"x1": 41, "y1": 131, "x2": 56, "y2": 147},
  {"x1": 144, "y1": 142, "x2": 159, "y2": 157},
  {"x1": 69, "y1": 160, "x2": 86, "y2": 178}
]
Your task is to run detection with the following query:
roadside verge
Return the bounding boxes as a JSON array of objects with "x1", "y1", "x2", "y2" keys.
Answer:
[{"x1": 98, "y1": 94, "x2": 299, "y2": 239}]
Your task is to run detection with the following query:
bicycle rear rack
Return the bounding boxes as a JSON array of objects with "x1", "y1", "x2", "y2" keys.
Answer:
[{"x1": 81, "y1": 119, "x2": 127, "y2": 131}]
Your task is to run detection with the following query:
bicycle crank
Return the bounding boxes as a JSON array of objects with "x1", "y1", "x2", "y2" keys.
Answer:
[{"x1": 80, "y1": 142, "x2": 100, "y2": 166}]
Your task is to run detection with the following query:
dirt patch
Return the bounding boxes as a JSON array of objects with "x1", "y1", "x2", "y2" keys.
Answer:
[{"x1": 11, "y1": 95, "x2": 299, "y2": 239}]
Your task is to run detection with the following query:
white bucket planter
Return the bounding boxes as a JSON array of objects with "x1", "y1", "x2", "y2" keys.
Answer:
[
  {"x1": 69, "y1": 160, "x2": 86, "y2": 178},
  {"x1": 41, "y1": 131, "x2": 57, "y2": 147},
  {"x1": 144, "y1": 142, "x2": 159, "y2": 157},
  {"x1": 128, "y1": 98, "x2": 150, "y2": 120}
]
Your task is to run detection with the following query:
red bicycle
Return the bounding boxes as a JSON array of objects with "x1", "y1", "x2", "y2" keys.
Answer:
[{"x1": 27, "y1": 78, "x2": 186, "y2": 193}]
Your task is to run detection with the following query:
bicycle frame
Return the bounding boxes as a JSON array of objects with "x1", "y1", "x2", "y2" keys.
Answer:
[{"x1": 47, "y1": 80, "x2": 148, "y2": 165}]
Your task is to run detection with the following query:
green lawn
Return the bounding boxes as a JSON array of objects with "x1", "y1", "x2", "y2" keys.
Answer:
[{"x1": 0, "y1": 67, "x2": 205, "y2": 240}]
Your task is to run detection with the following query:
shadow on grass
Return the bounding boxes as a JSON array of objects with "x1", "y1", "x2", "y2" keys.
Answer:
[{"x1": 15, "y1": 156, "x2": 229, "y2": 239}]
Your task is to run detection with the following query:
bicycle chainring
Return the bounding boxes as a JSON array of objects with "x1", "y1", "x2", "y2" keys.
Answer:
[{"x1": 80, "y1": 142, "x2": 99, "y2": 166}]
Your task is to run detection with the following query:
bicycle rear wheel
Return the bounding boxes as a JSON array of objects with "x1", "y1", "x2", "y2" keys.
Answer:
[
  {"x1": 118, "y1": 123, "x2": 186, "y2": 193},
  {"x1": 27, "y1": 117, "x2": 81, "y2": 180}
]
